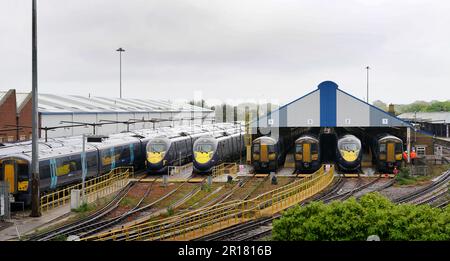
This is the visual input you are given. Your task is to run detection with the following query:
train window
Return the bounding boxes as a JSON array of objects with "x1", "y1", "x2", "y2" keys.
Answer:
[
  {"x1": 340, "y1": 143, "x2": 359, "y2": 151},
  {"x1": 253, "y1": 144, "x2": 260, "y2": 153},
  {"x1": 295, "y1": 144, "x2": 302, "y2": 153},
  {"x1": 17, "y1": 163, "x2": 29, "y2": 179},
  {"x1": 121, "y1": 146, "x2": 130, "y2": 162},
  {"x1": 395, "y1": 143, "x2": 403, "y2": 152},
  {"x1": 186, "y1": 139, "x2": 192, "y2": 150},
  {"x1": 150, "y1": 143, "x2": 166, "y2": 152},
  {"x1": 311, "y1": 143, "x2": 318, "y2": 153},
  {"x1": 268, "y1": 145, "x2": 275, "y2": 153},
  {"x1": 39, "y1": 161, "x2": 51, "y2": 180},
  {"x1": 86, "y1": 151, "x2": 98, "y2": 168},
  {"x1": 195, "y1": 144, "x2": 213, "y2": 152},
  {"x1": 379, "y1": 144, "x2": 386, "y2": 153}
]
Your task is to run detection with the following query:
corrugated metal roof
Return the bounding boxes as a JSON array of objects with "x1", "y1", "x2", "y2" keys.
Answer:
[
  {"x1": 36, "y1": 93, "x2": 211, "y2": 114},
  {"x1": 398, "y1": 112, "x2": 450, "y2": 123}
]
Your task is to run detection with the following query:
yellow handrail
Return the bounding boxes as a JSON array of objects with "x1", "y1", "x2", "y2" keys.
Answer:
[
  {"x1": 82, "y1": 165, "x2": 334, "y2": 241},
  {"x1": 40, "y1": 166, "x2": 134, "y2": 212}
]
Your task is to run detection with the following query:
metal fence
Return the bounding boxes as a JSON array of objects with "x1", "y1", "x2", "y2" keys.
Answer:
[
  {"x1": 40, "y1": 166, "x2": 134, "y2": 212},
  {"x1": 82, "y1": 165, "x2": 334, "y2": 241},
  {"x1": 0, "y1": 182, "x2": 11, "y2": 220}
]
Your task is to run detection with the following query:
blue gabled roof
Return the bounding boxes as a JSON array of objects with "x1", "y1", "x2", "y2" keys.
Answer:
[{"x1": 251, "y1": 80, "x2": 414, "y2": 128}]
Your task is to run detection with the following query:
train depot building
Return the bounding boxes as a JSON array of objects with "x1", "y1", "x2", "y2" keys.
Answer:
[
  {"x1": 0, "y1": 89, "x2": 214, "y2": 143},
  {"x1": 249, "y1": 81, "x2": 442, "y2": 174}
]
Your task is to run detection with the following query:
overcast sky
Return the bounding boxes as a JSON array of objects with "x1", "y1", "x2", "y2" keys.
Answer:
[{"x1": 1, "y1": 0, "x2": 449, "y2": 106}]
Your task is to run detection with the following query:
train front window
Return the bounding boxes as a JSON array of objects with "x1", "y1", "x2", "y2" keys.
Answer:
[
  {"x1": 340, "y1": 143, "x2": 359, "y2": 151},
  {"x1": 17, "y1": 163, "x2": 29, "y2": 179},
  {"x1": 311, "y1": 143, "x2": 318, "y2": 153},
  {"x1": 195, "y1": 144, "x2": 213, "y2": 153},
  {"x1": 150, "y1": 143, "x2": 166, "y2": 153},
  {"x1": 395, "y1": 143, "x2": 403, "y2": 153},
  {"x1": 295, "y1": 144, "x2": 302, "y2": 153},
  {"x1": 379, "y1": 144, "x2": 386, "y2": 153},
  {"x1": 253, "y1": 144, "x2": 260, "y2": 153}
]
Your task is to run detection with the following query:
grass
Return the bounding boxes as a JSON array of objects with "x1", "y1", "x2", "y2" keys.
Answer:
[
  {"x1": 395, "y1": 164, "x2": 450, "y2": 186},
  {"x1": 119, "y1": 196, "x2": 140, "y2": 208},
  {"x1": 72, "y1": 202, "x2": 94, "y2": 213}
]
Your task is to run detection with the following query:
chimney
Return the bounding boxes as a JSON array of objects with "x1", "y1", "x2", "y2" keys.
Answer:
[{"x1": 388, "y1": 104, "x2": 395, "y2": 116}]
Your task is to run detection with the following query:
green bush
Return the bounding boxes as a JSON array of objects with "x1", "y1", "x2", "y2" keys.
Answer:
[
  {"x1": 272, "y1": 193, "x2": 450, "y2": 241},
  {"x1": 72, "y1": 202, "x2": 92, "y2": 213},
  {"x1": 395, "y1": 168, "x2": 417, "y2": 185}
]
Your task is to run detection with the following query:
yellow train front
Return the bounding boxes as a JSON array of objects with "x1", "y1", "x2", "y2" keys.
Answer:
[
  {"x1": 252, "y1": 136, "x2": 283, "y2": 173},
  {"x1": 294, "y1": 135, "x2": 321, "y2": 173},
  {"x1": 335, "y1": 134, "x2": 363, "y2": 172},
  {"x1": 193, "y1": 132, "x2": 244, "y2": 174}
]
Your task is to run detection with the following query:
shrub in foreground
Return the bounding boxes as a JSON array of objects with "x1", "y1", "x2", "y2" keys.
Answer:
[{"x1": 272, "y1": 193, "x2": 450, "y2": 241}]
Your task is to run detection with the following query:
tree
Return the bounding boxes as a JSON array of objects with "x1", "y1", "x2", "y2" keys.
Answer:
[{"x1": 272, "y1": 193, "x2": 450, "y2": 241}]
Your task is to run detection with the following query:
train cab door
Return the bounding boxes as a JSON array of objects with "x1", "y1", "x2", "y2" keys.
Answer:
[
  {"x1": 260, "y1": 144, "x2": 268, "y2": 162},
  {"x1": 387, "y1": 143, "x2": 395, "y2": 162},
  {"x1": 303, "y1": 143, "x2": 311, "y2": 163},
  {"x1": 2, "y1": 160, "x2": 17, "y2": 194}
]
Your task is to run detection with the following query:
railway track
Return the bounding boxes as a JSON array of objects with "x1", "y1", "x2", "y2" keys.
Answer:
[
  {"x1": 202, "y1": 174, "x2": 257, "y2": 207},
  {"x1": 435, "y1": 199, "x2": 450, "y2": 208},
  {"x1": 393, "y1": 170, "x2": 450, "y2": 205},
  {"x1": 27, "y1": 180, "x2": 137, "y2": 241},
  {"x1": 201, "y1": 175, "x2": 394, "y2": 241},
  {"x1": 27, "y1": 171, "x2": 208, "y2": 241}
]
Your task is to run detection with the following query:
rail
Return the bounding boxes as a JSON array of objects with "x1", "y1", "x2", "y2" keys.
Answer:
[
  {"x1": 82, "y1": 165, "x2": 334, "y2": 241},
  {"x1": 40, "y1": 166, "x2": 134, "y2": 212}
]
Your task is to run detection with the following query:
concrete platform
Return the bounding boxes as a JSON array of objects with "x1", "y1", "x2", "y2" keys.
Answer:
[{"x1": 0, "y1": 204, "x2": 71, "y2": 241}]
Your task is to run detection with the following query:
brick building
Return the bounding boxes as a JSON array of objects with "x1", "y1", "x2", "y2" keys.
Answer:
[{"x1": 0, "y1": 90, "x2": 32, "y2": 143}]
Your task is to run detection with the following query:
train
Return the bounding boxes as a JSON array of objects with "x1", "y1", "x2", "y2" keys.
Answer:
[
  {"x1": 192, "y1": 127, "x2": 245, "y2": 173},
  {"x1": 146, "y1": 124, "x2": 241, "y2": 173},
  {"x1": 251, "y1": 128, "x2": 302, "y2": 173},
  {"x1": 0, "y1": 123, "x2": 236, "y2": 205},
  {"x1": 335, "y1": 134, "x2": 363, "y2": 172},
  {"x1": 370, "y1": 133, "x2": 403, "y2": 173},
  {"x1": 294, "y1": 134, "x2": 321, "y2": 173}
]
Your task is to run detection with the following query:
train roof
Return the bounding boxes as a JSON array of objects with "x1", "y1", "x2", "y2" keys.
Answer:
[
  {"x1": 295, "y1": 135, "x2": 319, "y2": 143},
  {"x1": 0, "y1": 123, "x2": 239, "y2": 160},
  {"x1": 378, "y1": 135, "x2": 402, "y2": 143},
  {"x1": 253, "y1": 136, "x2": 278, "y2": 145}
]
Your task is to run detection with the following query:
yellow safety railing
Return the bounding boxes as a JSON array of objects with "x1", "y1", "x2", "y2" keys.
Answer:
[
  {"x1": 168, "y1": 163, "x2": 193, "y2": 175},
  {"x1": 211, "y1": 163, "x2": 238, "y2": 178},
  {"x1": 40, "y1": 166, "x2": 134, "y2": 212},
  {"x1": 82, "y1": 165, "x2": 334, "y2": 241}
]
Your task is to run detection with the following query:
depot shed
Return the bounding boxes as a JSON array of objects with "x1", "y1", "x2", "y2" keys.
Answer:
[{"x1": 252, "y1": 81, "x2": 412, "y2": 128}]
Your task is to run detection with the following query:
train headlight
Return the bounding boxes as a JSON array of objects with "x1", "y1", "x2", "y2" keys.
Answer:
[
  {"x1": 295, "y1": 154, "x2": 302, "y2": 161},
  {"x1": 268, "y1": 153, "x2": 276, "y2": 161},
  {"x1": 253, "y1": 154, "x2": 260, "y2": 160},
  {"x1": 395, "y1": 154, "x2": 402, "y2": 161}
]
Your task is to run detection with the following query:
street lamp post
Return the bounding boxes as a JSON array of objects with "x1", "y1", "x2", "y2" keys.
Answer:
[
  {"x1": 30, "y1": 0, "x2": 41, "y2": 217},
  {"x1": 366, "y1": 66, "x2": 370, "y2": 103},
  {"x1": 116, "y1": 48, "x2": 125, "y2": 99},
  {"x1": 81, "y1": 134, "x2": 86, "y2": 203}
]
